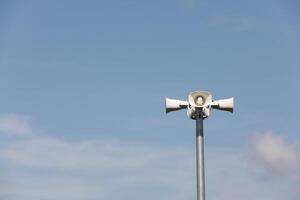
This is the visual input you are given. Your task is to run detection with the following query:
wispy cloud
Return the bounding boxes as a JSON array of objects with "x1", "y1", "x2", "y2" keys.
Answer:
[
  {"x1": 0, "y1": 138, "x2": 192, "y2": 173},
  {"x1": 0, "y1": 114, "x2": 32, "y2": 136},
  {"x1": 0, "y1": 115, "x2": 299, "y2": 200},
  {"x1": 0, "y1": 134, "x2": 300, "y2": 200},
  {"x1": 0, "y1": 137, "x2": 195, "y2": 200},
  {"x1": 178, "y1": 0, "x2": 201, "y2": 10},
  {"x1": 210, "y1": 15, "x2": 261, "y2": 32}
]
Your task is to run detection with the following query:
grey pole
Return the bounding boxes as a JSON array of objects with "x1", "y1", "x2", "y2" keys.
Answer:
[{"x1": 195, "y1": 108, "x2": 205, "y2": 200}]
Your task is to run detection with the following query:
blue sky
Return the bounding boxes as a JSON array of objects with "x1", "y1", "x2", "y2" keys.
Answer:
[{"x1": 0, "y1": 0, "x2": 300, "y2": 199}]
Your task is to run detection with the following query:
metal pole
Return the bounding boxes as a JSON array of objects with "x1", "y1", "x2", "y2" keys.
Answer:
[{"x1": 195, "y1": 108, "x2": 205, "y2": 200}]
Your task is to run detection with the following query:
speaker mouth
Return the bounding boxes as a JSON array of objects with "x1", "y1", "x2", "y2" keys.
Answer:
[
  {"x1": 195, "y1": 95, "x2": 206, "y2": 106},
  {"x1": 188, "y1": 91, "x2": 212, "y2": 108}
]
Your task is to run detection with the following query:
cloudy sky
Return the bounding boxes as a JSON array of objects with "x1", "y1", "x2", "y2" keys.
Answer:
[{"x1": 0, "y1": 0, "x2": 300, "y2": 199}]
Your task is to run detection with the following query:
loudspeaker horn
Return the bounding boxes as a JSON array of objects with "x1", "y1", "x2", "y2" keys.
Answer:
[
  {"x1": 165, "y1": 97, "x2": 188, "y2": 113},
  {"x1": 211, "y1": 97, "x2": 234, "y2": 113}
]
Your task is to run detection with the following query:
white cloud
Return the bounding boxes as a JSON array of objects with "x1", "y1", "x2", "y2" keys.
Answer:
[
  {"x1": 0, "y1": 135, "x2": 300, "y2": 200},
  {"x1": 0, "y1": 114, "x2": 32, "y2": 136},
  {"x1": 0, "y1": 138, "x2": 192, "y2": 173},
  {"x1": 248, "y1": 131, "x2": 300, "y2": 174},
  {"x1": 0, "y1": 137, "x2": 195, "y2": 200},
  {"x1": 206, "y1": 149, "x2": 300, "y2": 200},
  {"x1": 0, "y1": 125, "x2": 299, "y2": 200}
]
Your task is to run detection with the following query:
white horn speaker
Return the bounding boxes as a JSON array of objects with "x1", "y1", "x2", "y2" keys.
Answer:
[
  {"x1": 165, "y1": 97, "x2": 188, "y2": 113},
  {"x1": 211, "y1": 97, "x2": 234, "y2": 113}
]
